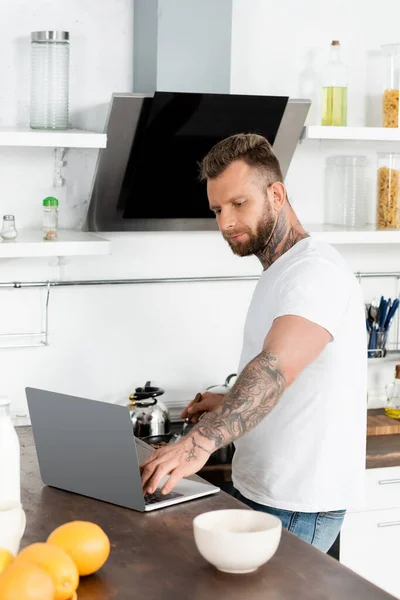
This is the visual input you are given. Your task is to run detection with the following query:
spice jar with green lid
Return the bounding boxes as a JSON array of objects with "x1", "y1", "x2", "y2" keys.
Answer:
[{"x1": 43, "y1": 196, "x2": 58, "y2": 240}]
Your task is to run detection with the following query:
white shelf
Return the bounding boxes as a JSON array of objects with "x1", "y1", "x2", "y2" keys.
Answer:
[
  {"x1": 302, "y1": 126, "x2": 400, "y2": 142},
  {"x1": 0, "y1": 127, "x2": 107, "y2": 148},
  {"x1": 306, "y1": 224, "x2": 400, "y2": 244},
  {"x1": 0, "y1": 230, "x2": 111, "y2": 258}
]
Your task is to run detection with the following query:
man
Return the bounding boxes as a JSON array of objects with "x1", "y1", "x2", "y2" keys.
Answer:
[{"x1": 141, "y1": 133, "x2": 367, "y2": 552}]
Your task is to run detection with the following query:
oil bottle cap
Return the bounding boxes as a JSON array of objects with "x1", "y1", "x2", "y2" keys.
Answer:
[
  {"x1": 395, "y1": 365, "x2": 400, "y2": 379},
  {"x1": 331, "y1": 40, "x2": 340, "y2": 46}
]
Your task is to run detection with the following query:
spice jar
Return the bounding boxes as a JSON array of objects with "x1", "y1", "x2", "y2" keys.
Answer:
[
  {"x1": 382, "y1": 43, "x2": 400, "y2": 128},
  {"x1": 43, "y1": 196, "x2": 59, "y2": 240},
  {"x1": 1, "y1": 215, "x2": 18, "y2": 241},
  {"x1": 377, "y1": 153, "x2": 400, "y2": 229}
]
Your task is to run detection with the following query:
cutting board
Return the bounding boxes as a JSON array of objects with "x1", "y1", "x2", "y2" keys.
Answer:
[{"x1": 367, "y1": 408, "x2": 400, "y2": 436}]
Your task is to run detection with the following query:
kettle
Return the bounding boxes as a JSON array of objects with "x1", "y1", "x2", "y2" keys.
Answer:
[
  {"x1": 122, "y1": 381, "x2": 171, "y2": 439},
  {"x1": 206, "y1": 373, "x2": 237, "y2": 395}
]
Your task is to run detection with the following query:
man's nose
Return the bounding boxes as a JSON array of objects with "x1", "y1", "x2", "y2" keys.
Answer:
[{"x1": 218, "y1": 208, "x2": 237, "y2": 232}]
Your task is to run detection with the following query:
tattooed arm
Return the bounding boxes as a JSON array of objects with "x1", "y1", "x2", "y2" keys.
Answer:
[
  {"x1": 192, "y1": 314, "x2": 332, "y2": 452},
  {"x1": 140, "y1": 314, "x2": 331, "y2": 494}
]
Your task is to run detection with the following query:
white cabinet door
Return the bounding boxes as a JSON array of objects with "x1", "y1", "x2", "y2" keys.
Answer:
[{"x1": 340, "y1": 508, "x2": 400, "y2": 598}]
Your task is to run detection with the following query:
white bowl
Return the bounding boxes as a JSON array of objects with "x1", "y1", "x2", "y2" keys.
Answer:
[{"x1": 193, "y1": 509, "x2": 282, "y2": 574}]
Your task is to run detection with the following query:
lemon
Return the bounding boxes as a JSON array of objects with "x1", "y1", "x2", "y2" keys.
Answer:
[{"x1": 0, "y1": 547, "x2": 15, "y2": 573}]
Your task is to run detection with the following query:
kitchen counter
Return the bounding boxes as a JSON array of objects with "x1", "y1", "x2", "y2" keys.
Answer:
[{"x1": 18, "y1": 427, "x2": 395, "y2": 600}]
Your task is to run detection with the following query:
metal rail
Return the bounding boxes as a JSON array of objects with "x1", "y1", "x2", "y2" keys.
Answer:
[
  {"x1": 0, "y1": 271, "x2": 399, "y2": 289},
  {"x1": 1, "y1": 272, "x2": 400, "y2": 349}
]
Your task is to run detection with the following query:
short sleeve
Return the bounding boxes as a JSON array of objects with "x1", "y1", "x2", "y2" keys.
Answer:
[{"x1": 273, "y1": 259, "x2": 351, "y2": 339}]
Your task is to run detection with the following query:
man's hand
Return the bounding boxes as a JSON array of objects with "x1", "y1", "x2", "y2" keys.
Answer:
[
  {"x1": 180, "y1": 392, "x2": 225, "y2": 422},
  {"x1": 140, "y1": 432, "x2": 214, "y2": 495}
]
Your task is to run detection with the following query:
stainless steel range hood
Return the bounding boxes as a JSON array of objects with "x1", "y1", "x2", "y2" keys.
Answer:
[{"x1": 87, "y1": 92, "x2": 310, "y2": 232}]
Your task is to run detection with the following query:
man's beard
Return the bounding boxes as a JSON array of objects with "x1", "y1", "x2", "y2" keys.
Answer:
[{"x1": 223, "y1": 205, "x2": 277, "y2": 257}]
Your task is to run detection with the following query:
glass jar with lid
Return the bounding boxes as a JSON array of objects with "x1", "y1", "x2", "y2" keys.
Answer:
[
  {"x1": 324, "y1": 156, "x2": 367, "y2": 228},
  {"x1": 43, "y1": 196, "x2": 59, "y2": 240},
  {"x1": 30, "y1": 31, "x2": 70, "y2": 130},
  {"x1": 382, "y1": 43, "x2": 400, "y2": 128},
  {"x1": 0, "y1": 215, "x2": 18, "y2": 241},
  {"x1": 377, "y1": 153, "x2": 400, "y2": 229}
]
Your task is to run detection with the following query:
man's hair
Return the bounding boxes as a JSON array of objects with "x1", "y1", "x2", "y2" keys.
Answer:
[{"x1": 199, "y1": 133, "x2": 283, "y2": 191}]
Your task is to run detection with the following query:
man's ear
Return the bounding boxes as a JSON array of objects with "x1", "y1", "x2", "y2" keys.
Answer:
[{"x1": 270, "y1": 182, "x2": 286, "y2": 211}]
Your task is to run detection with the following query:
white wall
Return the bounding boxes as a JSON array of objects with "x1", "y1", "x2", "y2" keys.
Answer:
[{"x1": 0, "y1": 0, "x2": 398, "y2": 419}]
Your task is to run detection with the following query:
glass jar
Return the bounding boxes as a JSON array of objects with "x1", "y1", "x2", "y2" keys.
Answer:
[
  {"x1": 377, "y1": 153, "x2": 400, "y2": 229},
  {"x1": 1, "y1": 215, "x2": 18, "y2": 241},
  {"x1": 30, "y1": 31, "x2": 70, "y2": 130},
  {"x1": 324, "y1": 156, "x2": 367, "y2": 228},
  {"x1": 43, "y1": 196, "x2": 59, "y2": 240},
  {"x1": 382, "y1": 43, "x2": 400, "y2": 128},
  {"x1": 321, "y1": 40, "x2": 347, "y2": 126}
]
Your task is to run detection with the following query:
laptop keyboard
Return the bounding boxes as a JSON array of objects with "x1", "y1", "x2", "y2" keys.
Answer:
[{"x1": 144, "y1": 489, "x2": 183, "y2": 505}]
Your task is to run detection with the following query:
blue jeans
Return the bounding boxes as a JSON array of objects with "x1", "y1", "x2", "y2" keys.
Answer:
[{"x1": 232, "y1": 488, "x2": 345, "y2": 553}]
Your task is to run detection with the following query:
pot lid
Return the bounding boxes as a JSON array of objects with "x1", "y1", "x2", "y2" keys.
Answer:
[{"x1": 133, "y1": 381, "x2": 164, "y2": 400}]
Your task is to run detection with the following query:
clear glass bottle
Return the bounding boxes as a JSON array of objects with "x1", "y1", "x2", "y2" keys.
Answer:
[
  {"x1": 382, "y1": 43, "x2": 400, "y2": 128},
  {"x1": 1, "y1": 215, "x2": 18, "y2": 241},
  {"x1": 321, "y1": 40, "x2": 347, "y2": 126},
  {"x1": 377, "y1": 153, "x2": 400, "y2": 229},
  {"x1": 385, "y1": 365, "x2": 400, "y2": 419},
  {"x1": 0, "y1": 396, "x2": 21, "y2": 504},
  {"x1": 30, "y1": 31, "x2": 70, "y2": 130},
  {"x1": 43, "y1": 196, "x2": 59, "y2": 240},
  {"x1": 325, "y1": 156, "x2": 367, "y2": 228}
]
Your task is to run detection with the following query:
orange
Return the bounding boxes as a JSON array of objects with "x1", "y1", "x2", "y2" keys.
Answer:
[
  {"x1": 15, "y1": 542, "x2": 79, "y2": 600},
  {"x1": 0, "y1": 560, "x2": 54, "y2": 600},
  {"x1": 47, "y1": 521, "x2": 110, "y2": 576},
  {"x1": 0, "y1": 549, "x2": 14, "y2": 574}
]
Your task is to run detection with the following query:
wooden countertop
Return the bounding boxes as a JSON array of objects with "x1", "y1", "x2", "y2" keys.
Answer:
[{"x1": 18, "y1": 427, "x2": 395, "y2": 600}]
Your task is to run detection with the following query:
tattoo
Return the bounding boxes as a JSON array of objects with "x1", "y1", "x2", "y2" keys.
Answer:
[
  {"x1": 257, "y1": 210, "x2": 309, "y2": 270},
  {"x1": 184, "y1": 436, "x2": 212, "y2": 462},
  {"x1": 192, "y1": 351, "x2": 286, "y2": 451}
]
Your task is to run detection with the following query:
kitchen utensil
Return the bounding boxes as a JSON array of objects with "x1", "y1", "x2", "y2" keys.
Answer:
[
  {"x1": 193, "y1": 509, "x2": 282, "y2": 574},
  {"x1": 206, "y1": 373, "x2": 237, "y2": 394},
  {"x1": 366, "y1": 296, "x2": 399, "y2": 357},
  {"x1": 169, "y1": 393, "x2": 203, "y2": 444},
  {"x1": 119, "y1": 381, "x2": 171, "y2": 438},
  {"x1": 142, "y1": 433, "x2": 174, "y2": 449}
]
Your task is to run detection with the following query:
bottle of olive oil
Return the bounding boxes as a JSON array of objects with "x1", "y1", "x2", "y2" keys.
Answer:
[
  {"x1": 385, "y1": 364, "x2": 400, "y2": 419},
  {"x1": 321, "y1": 40, "x2": 348, "y2": 126}
]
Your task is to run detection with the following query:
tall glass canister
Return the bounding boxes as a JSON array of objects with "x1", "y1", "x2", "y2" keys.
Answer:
[
  {"x1": 325, "y1": 156, "x2": 367, "y2": 228},
  {"x1": 382, "y1": 43, "x2": 400, "y2": 128},
  {"x1": 30, "y1": 31, "x2": 70, "y2": 130},
  {"x1": 377, "y1": 153, "x2": 400, "y2": 228}
]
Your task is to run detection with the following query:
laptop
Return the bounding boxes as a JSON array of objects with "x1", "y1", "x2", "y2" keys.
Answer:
[{"x1": 25, "y1": 387, "x2": 219, "y2": 512}]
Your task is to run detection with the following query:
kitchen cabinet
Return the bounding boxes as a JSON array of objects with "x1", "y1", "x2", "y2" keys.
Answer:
[{"x1": 340, "y1": 466, "x2": 400, "y2": 598}]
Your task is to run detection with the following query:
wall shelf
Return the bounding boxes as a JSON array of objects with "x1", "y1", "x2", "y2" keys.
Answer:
[
  {"x1": 306, "y1": 224, "x2": 400, "y2": 244},
  {"x1": 0, "y1": 230, "x2": 111, "y2": 258},
  {"x1": 0, "y1": 127, "x2": 107, "y2": 148},
  {"x1": 302, "y1": 126, "x2": 400, "y2": 142}
]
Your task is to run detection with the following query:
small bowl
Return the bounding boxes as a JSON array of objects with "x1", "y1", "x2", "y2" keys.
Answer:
[{"x1": 193, "y1": 509, "x2": 282, "y2": 574}]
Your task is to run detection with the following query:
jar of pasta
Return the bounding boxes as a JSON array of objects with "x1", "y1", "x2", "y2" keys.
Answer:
[
  {"x1": 377, "y1": 153, "x2": 400, "y2": 229},
  {"x1": 382, "y1": 44, "x2": 400, "y2": 128}
]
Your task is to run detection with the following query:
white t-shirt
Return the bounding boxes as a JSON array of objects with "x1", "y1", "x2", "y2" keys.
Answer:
[{"x1": 232, "y1": 237, "x2": 367, "y2": 512}]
